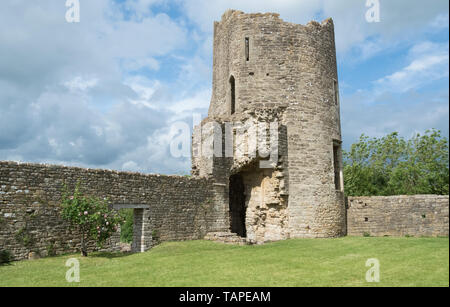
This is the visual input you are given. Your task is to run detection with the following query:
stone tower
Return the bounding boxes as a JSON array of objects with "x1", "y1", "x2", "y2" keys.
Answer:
[{"x1": 192, "y1": 10, "x2": 346, "y2": 244}]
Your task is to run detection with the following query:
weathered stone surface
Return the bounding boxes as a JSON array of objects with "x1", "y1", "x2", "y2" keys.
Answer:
[
  {"x1": 0, "y1": 161, "x2": 217, "y2": 260},
  {"x1": 347, "y1": 195, "x2": 449, "y2": 237},
  {"x1": 204, "y1": 232, "x2": 248, "y2": 245},
  {"x1": 192, "y1": 10, "x2": 346, "y2": 242}
]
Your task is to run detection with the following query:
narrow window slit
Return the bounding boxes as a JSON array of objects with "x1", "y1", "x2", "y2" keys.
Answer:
[
  {"x1": 333, "y1": 141, "x2": 342, "y2": 191},
  {"x1": 230, "y1": 75, "x2": 236, "y2": 115},
  {"x1": 333, "y1": 79, "x2": 339, "y2": 105},
  {"x1": 245, "y1": 37, "x2": 249, "y2": 61}
]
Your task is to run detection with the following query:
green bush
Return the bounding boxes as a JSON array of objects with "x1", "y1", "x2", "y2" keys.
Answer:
[
  {"x1": 61, "y1": 184, "x2": 123, "y2": 256},
  {"x1": 15, "y1": 226, "x2": 34, "y2": 247},
  {"x1": 0, "y1": 250, "x2": 12, "y2": 264},
  {"x1": 46, "y1": 243, "x2": 56, "y2": 257},
  {"x1": 152, "y1": 229, "x2": 160, "y2": 242}
]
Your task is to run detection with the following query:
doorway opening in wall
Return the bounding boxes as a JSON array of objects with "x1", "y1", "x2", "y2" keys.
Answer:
[
  {"x1": 229, "y1": 174, "x2": 246, "y2": 237},
  {"x1": 112, "y1": 204, "x2": 150, "y2": 253},
  {"x1": 118, "y1": 208, "x2": 134, "y2": 252}
]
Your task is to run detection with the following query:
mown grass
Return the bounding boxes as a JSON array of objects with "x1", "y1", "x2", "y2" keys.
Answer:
[{"x1": 0, "y1": 237, "x2": 448, "y2": 287}]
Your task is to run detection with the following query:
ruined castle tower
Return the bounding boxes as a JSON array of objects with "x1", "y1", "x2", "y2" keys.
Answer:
[{"x1": 192, "y1": 10, "x2": 346, "y2": 243}]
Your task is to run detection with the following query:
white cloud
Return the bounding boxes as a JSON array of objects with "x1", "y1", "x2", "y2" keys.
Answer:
[
  {"x1": 179, "y1": 0, "x2": 448, "y2": 56},
  {"x1": 123, "y1": 74, "x2": 210, "y2": 122},
  {"x1": 63, "y1": 76, "x2": 99, "y2": 92},
  {"x1": 105, "y1": 14, "x2": 187, "y2": 58},
  {"x1": 375, "y1": 41, "x2": 449, "y2": 93},
  {"x1": 341, "y1": 89, "x2": 449, "y2": 146},
  {"x1": 121, "y1": 160, "x2": 140, "y2": 172},
  {"x1": 0, "y1": 0, "x2": 448, "y2": 175},
  {"x1": 121, "y1": 57, "x2": 160, "y2": 71},
  {"x1": 0, "y1": 1, "x2": 197, "y2": 173},
  {"x1": 124, "y1": 76, "x2": 162, "y2": 109},
  {"x1": 121, "y1": 0, "x2": 167, "y2": 19},
  {"x1": 341, "y1": 39, "x2": 449, "y2": 146},
  {"x1": 179, "y1": 0, "x2": 320, "y2": 32},
  {"x1": 430, "y1": 13, "x2": 449, "y2": 30},
  {"x1": 168, "y1": 89, "x2": 210, "y2": 121}
]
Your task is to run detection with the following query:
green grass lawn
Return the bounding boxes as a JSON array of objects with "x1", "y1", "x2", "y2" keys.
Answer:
[{"x1": 0, "y1": 237, "x2": 448, "y2": 287}]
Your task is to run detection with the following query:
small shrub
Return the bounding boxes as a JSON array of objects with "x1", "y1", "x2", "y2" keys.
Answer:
[
  {"x1": 15, "y1": 227, "x2": 25, "y2": 240},
  {"x1": 22, "y1": 235, "x2": 32, "y2": 247},
  {"x1": 0, "y1": 250, "x2": 12, "y2": 264},
  {"x1": 363, "y1": 232, "x2": 371, "y2": 237},
  {"x1": 405, "y1": 234, "x2": 413, "y2": 238},
  {"x1": 46, "y1": 243, "x2": 56, "y2": 257},
  {"x1": 61, "y1": 184, "x2": 123, "y2": 256},
  {"x1": 152, "y1": 230, "x2": 160, "y2": 242},
  {"x1": 15, "y1": 226, "x2": 34, "y2": 247}
]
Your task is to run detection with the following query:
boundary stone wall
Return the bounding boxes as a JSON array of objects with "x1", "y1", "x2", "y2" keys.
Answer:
[
  {"x1": 1, "y1": 161, "x2": 449, "y2": 261},
  {"x1": 0, "y1": 161, "x2": 216, "y2": 260},
  {"x1": 347, "y1": 195, "x2": 449, "y2": 237}
]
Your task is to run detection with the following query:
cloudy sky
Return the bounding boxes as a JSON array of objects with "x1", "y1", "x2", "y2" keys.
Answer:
[{"x1": 0, "y1": 0, "x2": 448, "y2": 175}]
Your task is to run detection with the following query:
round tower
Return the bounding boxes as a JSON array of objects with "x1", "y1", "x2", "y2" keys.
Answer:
[{"x1": 196, "y1": 10, "x2": 346, "y2": 241}]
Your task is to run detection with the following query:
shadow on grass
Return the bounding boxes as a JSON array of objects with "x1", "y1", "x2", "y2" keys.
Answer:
[{"x1": 88, "y1": 251, "x2": 135, "y2": 259}]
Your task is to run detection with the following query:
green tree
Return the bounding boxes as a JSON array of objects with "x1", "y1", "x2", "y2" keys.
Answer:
[
  {"x1": 343, "y1": 129, "x2": 449, "y2": 196},
  {"x1": 61, "y1": 184, "x2": 122, "y2": 256}
]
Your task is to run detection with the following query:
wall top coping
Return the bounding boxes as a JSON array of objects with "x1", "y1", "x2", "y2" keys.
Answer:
[
  {"x1": 0, "y1": 161, "x2": 205, "y2": 182},
  {"x1": 218, "y1": 9, "x2": 334, "y2": 30},
  {"x1": 348, "y1": 195, "x2": 449, "y2": 200}
]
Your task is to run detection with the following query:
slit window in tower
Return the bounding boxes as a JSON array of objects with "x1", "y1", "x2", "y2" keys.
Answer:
[
  {"x1": 333, "y1": 141, "x2": 342, "y2": 191},
  {"x1": 230, "y1": 75, "x2": 236, "y2": 115},
  {"x1": 245, "y1": 37, "x2": 249, "y2": 61},
  {"x1": 333, "y1": 79, "x2": 339, "y2": 105}
]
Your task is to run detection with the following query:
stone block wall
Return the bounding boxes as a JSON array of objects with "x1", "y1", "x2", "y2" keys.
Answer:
[
  {"x1": 347, "y1": 195, "x2": 449, "y2": 237},
  {"x1": 0, "y1": 161, "x2": 217, "y2": 260}
]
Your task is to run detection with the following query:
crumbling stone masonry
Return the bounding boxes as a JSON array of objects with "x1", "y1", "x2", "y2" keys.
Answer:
[{"x1": 192, "y1": 10, "x2": 346, "y2": 243}]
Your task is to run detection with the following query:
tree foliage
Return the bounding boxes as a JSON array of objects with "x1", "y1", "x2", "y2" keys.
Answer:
[
  {"x1": 343, "y1": 129, "x2": 449, "y2": 196},
  {"x1": 119, "y1": 209, "x2": 134, "y2": 244},
  {"x1": 61, "y1": 184, "x2": 122, "y2": 256}
]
